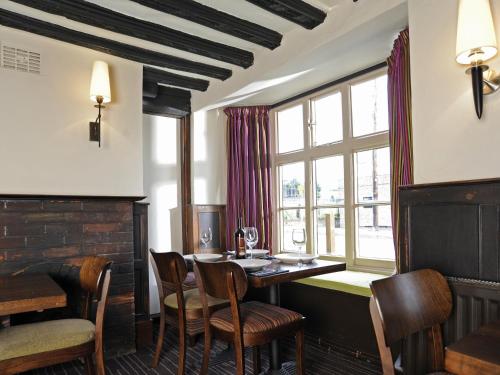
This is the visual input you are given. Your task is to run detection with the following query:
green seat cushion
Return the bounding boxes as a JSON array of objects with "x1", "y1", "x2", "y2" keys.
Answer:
[
  {"x1": 164, "y1": 288, "x2": 227, "y2": 310},
  {"x1": 295, "y1": 270, "x2": 388, "y2": 297},
  {"x1": 0, "y1": 319, "x2": 95, "y2": 361}
]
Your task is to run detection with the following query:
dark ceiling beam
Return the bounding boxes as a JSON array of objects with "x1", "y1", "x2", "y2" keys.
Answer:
[
  {"x1": 10, "y1": 0, "x2": 254, "y2": 68},
  {"x1": 246, "y1": 0, "x2": 326, "y2": 29},
  {"x1": 143, "y1": 66, "x2": 209, "y2": 92},
  {"x1": 0, "y1": 9, "x2": 232, "y2": 80},
  {"x1": 143, "y1": 85, "x2": 191, "y2": 118},
  {"x1": 130, "y1": 0, "x2": 282, "y2": 50}
]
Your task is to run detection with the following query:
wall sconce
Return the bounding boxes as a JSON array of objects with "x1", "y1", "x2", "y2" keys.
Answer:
[
  {"x1": 456, "y1": 0, "x2": 499, "y2": 119},
  {"x1": 89, "y1": 61, "x2": 111, "y2": 147}
]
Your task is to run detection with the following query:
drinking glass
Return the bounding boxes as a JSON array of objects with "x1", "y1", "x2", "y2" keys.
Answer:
[
  {"x1": 244, "y1": 227, "x2": 258, "y2": 258},
  {"x1": 200, "y1": 227, "x2": 212, "y2": 249},
  {"x1": 292, "y1": 228, "x2": 306, "y2": 266}
]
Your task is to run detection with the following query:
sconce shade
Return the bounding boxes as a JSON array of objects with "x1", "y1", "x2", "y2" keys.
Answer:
[
  {"x1": 456, "y1": 0, "x2": 498, "y2": 65},
  {"x1": 90, "y1": 61, "x2": 111, "y2": 103}
]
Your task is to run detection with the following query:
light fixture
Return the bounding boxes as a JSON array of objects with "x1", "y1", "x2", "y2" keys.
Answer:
[
  {"x1": 456, "y1": 0, "x2": 499, "y2": 119},
  {"x1": 89, "y1": 61, "x2": 111, "y2": 147}
]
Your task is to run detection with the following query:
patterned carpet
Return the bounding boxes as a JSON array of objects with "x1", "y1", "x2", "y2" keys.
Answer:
[{"x1": 25, "y1": 329, "x2": 381, "y2": 375}]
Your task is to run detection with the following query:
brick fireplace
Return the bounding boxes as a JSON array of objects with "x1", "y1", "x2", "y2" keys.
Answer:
[{"x1": 0, "y1": 195, "x2": 144, "y2": 356}]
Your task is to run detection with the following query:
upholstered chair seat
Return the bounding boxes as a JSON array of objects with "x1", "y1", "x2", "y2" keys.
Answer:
[
  {"x1": 164, "y1": 288, "x2": 227, "y2": 312},
  {"x1": 0, "y1": 319, "x2": 95, "y2": 361}
]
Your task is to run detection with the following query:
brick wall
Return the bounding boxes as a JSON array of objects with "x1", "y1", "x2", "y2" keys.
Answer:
[{"x1": 0, "y1": 196, "x2": 140, "y2": 356}]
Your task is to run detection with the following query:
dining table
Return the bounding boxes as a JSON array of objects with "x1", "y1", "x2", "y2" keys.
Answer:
[
  {"x1": 186, "y1": 253, "x2": 347, "y2": 373},
  {"x1": 445, "y1": 319, "x2": 500, "y2": 374},
  {"x1": 0, "y1": 273, "x2": 67, "y2": 327}
]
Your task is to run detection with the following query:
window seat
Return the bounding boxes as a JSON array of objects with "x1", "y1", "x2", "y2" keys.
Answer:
[{"x1": 295, "y1": 270, "x2": 388, "y2": 297}]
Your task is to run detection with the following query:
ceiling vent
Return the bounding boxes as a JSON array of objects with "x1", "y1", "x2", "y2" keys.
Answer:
[{"x1": 1, "y1": 42, "x2": 41, "y2": 74}]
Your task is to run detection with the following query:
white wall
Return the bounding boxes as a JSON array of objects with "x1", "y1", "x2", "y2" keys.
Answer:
[
  {"x1": 192, "y1": 109, "x2": 227, "y2": 204},
  {"x1": 409, "y1": 0, "x2": 500, "y2": 183},
  {"x1": 0, "y1": 27, "x2": 143, "y2": 196},
  {"x1": 142, "y1": 115, "x2": 182, "y2": 314}
]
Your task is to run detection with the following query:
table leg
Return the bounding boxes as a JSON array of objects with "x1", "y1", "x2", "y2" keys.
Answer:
[{"x1": 269, "y1": 284, "x2": 281, "y2": 372}]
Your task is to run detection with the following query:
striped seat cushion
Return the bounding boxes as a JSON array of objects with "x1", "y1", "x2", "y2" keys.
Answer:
[{"x1": 210, "y1": 301, "x2": 303, "y2": 335}]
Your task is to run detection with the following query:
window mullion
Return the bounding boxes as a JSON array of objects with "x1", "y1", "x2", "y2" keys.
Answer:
[{"x1": 303, "y1": 100, "x2": 314, "y2": 254}]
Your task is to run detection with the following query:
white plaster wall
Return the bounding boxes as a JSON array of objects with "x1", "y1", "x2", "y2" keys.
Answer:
[
  {"x1": 142, "y1": 115, "x2": 182, "y2": 314},
  {"x1": 192, "y1": 109, "x2": 227, "y2": 205},
  {"x1": 0, "y1": 27, "x2": 143, "y2": 196},
  {"x1": 409, "y1": 0, "x2": 500, "y2": 183}
]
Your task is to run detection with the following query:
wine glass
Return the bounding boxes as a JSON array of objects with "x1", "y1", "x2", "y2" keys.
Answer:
[
  {"x1": 244, "y1": 227, "x2": 258, "y2": 259},
  {"x1": 292, "y1": 228, "x2": 306, "y2": 267},
  {"x1": 200, "y1": 227, "x2": 212, "y2": 249}
]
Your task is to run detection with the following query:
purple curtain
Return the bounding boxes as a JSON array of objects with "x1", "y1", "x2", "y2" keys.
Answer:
[
  {"x1": 388, "y1": 28, "x2": 413, "y2": 272},
  {"x1": 224, "y1": 106, "x2": 273, "y2": 253}
]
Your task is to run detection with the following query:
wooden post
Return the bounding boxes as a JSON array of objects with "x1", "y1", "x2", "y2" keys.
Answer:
[{"x1": 325, "y1": 213, "x2": 335, "y2": 253}]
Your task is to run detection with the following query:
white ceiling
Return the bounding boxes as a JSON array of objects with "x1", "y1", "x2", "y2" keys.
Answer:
[{"x1": 0, "y1": 0, "x2": 409, "y2": 109}]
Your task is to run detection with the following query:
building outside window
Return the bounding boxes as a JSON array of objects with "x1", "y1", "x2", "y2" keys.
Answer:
[{"x1": 272, "y1": 69, "x2": 394, "y2": 272}]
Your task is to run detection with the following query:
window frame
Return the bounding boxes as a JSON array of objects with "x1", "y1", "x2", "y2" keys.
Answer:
[{"x1": 271, "y1": 68, "x2": 394, "y2": 273}]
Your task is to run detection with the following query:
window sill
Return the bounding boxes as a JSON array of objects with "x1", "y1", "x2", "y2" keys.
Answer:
[{"x1": 294, "y1": 270, "x2": 388, "y2": 297}]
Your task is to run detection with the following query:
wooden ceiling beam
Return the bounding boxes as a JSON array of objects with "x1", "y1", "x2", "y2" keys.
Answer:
[
  {"x1": 143, "y1": 85, "x2": 191, "y2": 118},
  {"x1": 0, "y1": 9, "x2": 232, "y2": 80},
  {"x1": 131, "y1": 0, "x2": 282, "y2": 50},
  {"x1": 10, "y1": 0, "x2": 254, "y2": 68},
  {"x1": 246, "y1": 0, "x2": 326, "y2": 30},
  {"x1": 143, "y1": 66, "x2": 209, "y2": 92}
]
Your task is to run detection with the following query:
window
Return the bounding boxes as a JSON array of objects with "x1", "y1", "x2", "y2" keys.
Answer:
[{"x1": 273, "y1": 70, "x2": 394, "y2": 271}]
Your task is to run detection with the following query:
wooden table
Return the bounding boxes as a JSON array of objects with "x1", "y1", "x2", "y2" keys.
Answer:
[
  {"x1": 445, "y1": 320, "x2": 500, "y2": 374},
  {"x1": 249, "y1": 259, "x2": 346, "y2": 373},
  {"x1": 0, "y1": 274, "x2": 67, "y2": 320}
]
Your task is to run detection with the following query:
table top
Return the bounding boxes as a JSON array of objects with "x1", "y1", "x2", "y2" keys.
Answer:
[
  {"x1": 445, "y1": 320, "x2": 500, "y2": 374},
  {"x1": 0, "y1": 274, "x2": 67, "y2": 316},
  {"x1": 247, "y1": 259, "x2": 346, "y2": 288}
]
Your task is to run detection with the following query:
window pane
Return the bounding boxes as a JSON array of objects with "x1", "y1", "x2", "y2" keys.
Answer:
[
  {"x1": 277, "y1": 105, "x2": 304, "y2": 153},
  {"x1": 314, "y1": 155, "x2": 344, "y2": 205},
  {"x1": 351, "y1": 75, "x2": 388, "y2": 137},
  {"x1": 280, "y1": 162, "x2": 305, "y2": 207},
  {"x1": 281, "y1": 209, "x2": 306, "y2": 252},
  {"x1": 312, "y1": 92, "x2": 342, "y2": 146},
  {"x1": 315, "y1": 208, "x2": 345, "y2": 256},
  {"x1": 355, "y1": 147, "x2": 390, "y2": 203},
  {"x1": 356, "y1": 205, "x2": 394, "y2": 260}
]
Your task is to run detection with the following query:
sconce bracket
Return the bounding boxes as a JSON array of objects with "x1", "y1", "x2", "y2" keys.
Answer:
[
  {"x1": 465, "y1": 65, "x2": 500, "y2": 95},
  {"x1": 89, "y1": 121, "x2": 100, "y2": 145}
]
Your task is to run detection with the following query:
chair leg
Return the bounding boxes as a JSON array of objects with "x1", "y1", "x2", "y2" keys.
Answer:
[
  {"x1": 84, "y1": 354, "x2": 95, "y2": 375},
  {"x1": 95, "y1": 346, "x2": 106, "y2": 375},
  {"x1": 234, "y1": 340, "x2": 245, "y2": 375},
  {"x1": 296, "y1": 328, "x2": 305, "y2": 375},
  {"x1": 178, "y1": 321, "x2": 187, "y2": 375},
  {"x1": 200, "y1": 329, "x2": 212, "y2": 375},
  {"x1": 252, "y1": 346, "x2": 261, "y2": 375},
  {"x1": 152, "y1": 314, "x2": 166, "y2": 368}
]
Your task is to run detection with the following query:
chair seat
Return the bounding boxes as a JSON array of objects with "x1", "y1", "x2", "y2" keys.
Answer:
[
  {"x1": 183, "y1": 272, "x2": 197, "y2": 289},
  {"x1": 0, "y1": 319, "x2": 95, "y2": 361},
  {"x1": 165, "y1": 288, "x2": 227, "y2": 311},
  {"x1": 210, "y1": 301, "x2": 303, "y2": 342}
]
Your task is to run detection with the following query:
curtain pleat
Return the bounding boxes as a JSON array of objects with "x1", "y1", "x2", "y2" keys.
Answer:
[
  {"x1": 388, "y1": 28, "x2": 414, "y2": 272},
  {"x1": 224, "y1": 106, "x2": 273, "y2": 253}
]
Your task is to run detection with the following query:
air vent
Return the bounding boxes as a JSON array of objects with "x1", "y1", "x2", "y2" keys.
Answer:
[{"x1": 1, "y1": 43, "x2": 41, "y2": 74}]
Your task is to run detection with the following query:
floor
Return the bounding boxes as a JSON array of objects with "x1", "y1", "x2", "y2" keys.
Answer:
[{"x1": 25, "y1": 330, "x2": 381, "y2": 375}]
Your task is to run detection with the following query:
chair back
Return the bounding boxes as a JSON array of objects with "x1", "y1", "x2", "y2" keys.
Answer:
[
  {"x1": 369, "y1": 268, "x2": 452, "y2": 374},
  {"x1": 194, "y1": 260, "x2": 247, "y2": 301},
  {"x1": 150, "y1": 250, "x2": 187, "y2": 288}
]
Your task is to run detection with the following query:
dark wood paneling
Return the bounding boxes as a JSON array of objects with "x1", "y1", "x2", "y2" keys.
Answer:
[
  {"x1": 181, "y1": 115, "x2": 192, "y2": 252},
  {"x1": 144, "y1": 66, "x2": 209, "y2": 92},
  {"x1": 143, "y1": 85, "x2": 191, "y2": 118},
  {"x1": 0, "y1": 196, "x2": 141, "y2": 356},
  {"x1": 246, "y1": 0, "x2": 326, "y2": 29},
  {"x1": 0, "y1": 8, "x2": 232, "y2": 80},
  {"x1": 11, "y1": 0, "x2": 253, "y2": 68},
  {"x1": 131, "y1": 0, "x2": 282, "y2": 49},
  {"x1": 398, "y1": 178, "x2": 500, "y2": 373}
]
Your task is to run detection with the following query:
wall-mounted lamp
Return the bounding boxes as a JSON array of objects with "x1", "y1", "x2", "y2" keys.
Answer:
[
  {"x1": 456, "y1": 0, "x2": 499, "y2": 119},
  {"x1": 89, "y1": 61, "x2": 111, "y2": 147}
]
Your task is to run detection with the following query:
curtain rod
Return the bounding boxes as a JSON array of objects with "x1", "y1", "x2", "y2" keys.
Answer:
[{"x1": 270, "y1": 61, "x2": 388, "y2": 109}]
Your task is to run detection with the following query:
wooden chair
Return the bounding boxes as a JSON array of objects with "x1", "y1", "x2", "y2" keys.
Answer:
[
  {"x1": 0, "y1": 256, "x2": 112, "y2": 375},
  {"x1": 369, "y1": 269, "x2": 453, "y2": 375},
  {"x1": 150, "y1": 250, "x2": 228, "y2": 374},
  {"x1": 194, "y1": 259, "x2": 305, "y2": 375}
]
